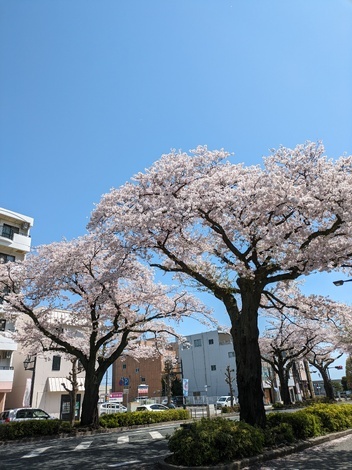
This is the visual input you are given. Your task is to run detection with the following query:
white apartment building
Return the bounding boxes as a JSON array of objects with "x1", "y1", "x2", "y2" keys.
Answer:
[
  {"x1": 0, "y1": 207, "x2": 34, "y2": 411},
  {"x1": 179, "y1": 329, "x2": 305, "y2": 406},
  {"x1": 179, "y1": 330, "x2": 238, "y2": 402}
]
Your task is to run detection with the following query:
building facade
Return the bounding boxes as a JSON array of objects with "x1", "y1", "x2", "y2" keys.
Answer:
[
  {"x1": 6, "y1": 348, "x2": 85, "y2": 420},
  {"x1": 0, "y1": 207, "x2": 34, "y2": 411},
  {"x1": 111, "y1": 340, "x2": 179, "y2": 405},
  {"x1": 179, "y1": 330, "x2": 238, "y2": 402}
]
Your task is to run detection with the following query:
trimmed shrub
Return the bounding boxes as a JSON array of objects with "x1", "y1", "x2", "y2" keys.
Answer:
[
  {"x1": 0, "y1": 419, "x2": 72, "y2": 441},
  {"x1": 264, "y1": 422, "x2": 295, "y2": 447},
  {"x1": 221, "y1": 405, "x2": 240, "y2": 413},
  {"x1": 167, "y1": 417, "x2": 264, "y2": 467},
  {"x1": 267, "y1": 411, "x2": 322, "y2": 439},
  {"x1": 304, "y1": 403, "x2": 352, "y2": 433},
  {"x1": 99, "y1": 408, "x2": 189, "y2": 428}
]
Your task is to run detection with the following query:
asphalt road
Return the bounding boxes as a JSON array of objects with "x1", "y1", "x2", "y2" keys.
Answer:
[
  {"x1": 2, "y1": 418, "x2": 352, "y2": 469},
  {"x1": 0, "y1": 423, "x2": 177, "y2": 469}
]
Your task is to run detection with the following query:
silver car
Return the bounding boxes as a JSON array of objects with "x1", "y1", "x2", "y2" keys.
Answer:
[
  {"x1": 136, "y1": 404, "x2": 169, "y2": 412},
  {"x1": 0, "y1": 408, "x2": 53, "y2": 423},
  {"x1": 98, "y1": 402, "x2": 127, "y2": 415}
]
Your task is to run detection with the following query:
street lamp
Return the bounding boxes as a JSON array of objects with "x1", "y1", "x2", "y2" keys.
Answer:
[{"x1": 333, "y1": 279, "x2": 352, "y2": 286}]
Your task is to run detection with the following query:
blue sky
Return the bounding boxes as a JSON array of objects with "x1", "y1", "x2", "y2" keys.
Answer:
[{"x1": 1, "y1": 1, "x2": 351, "y2": 377}]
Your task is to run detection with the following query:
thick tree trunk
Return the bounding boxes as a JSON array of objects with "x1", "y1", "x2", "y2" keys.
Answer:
[
  {"x1": 80, "y1": 365, "x2": 102, "y2": 427},
  {"x1": 226, "y1": 282, "x2": 266, "y2": 428},
  {"x1": 278, "y1": 369, "x2": 292, "y2": 405},
  {"x1": 321, "y1": 369, "x2": 335, "y2": 400}
]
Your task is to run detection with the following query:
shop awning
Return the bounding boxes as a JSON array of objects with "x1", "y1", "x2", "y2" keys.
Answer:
[{"x1": 47, "y1": 377, "x2": 85, "y2": 392}]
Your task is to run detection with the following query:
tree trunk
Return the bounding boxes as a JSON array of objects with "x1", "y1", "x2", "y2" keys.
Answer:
[
  {"x1": 70, "y1": 360, "x2": 78, "y2": 426},
  {"x1": 80, "y1": 364, "x2": 102, "y2": 427},
  {"x1": 321, "y1": 369, "x2": 335, "y2": 400},
  {"x1": 227, "y1": 282, "x2": 266, "y2": 428},
  {"x1": 278, "y1": 368, "x2": 292, "y2": 405}
]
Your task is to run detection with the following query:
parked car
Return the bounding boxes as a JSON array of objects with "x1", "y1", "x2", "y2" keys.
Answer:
[
  {"x1": 136, "y1": 404, "x2": 169, "y2": 412},
  {"x1": 98, "y1": 402, "x2": 127, "y2": 415},
  {"x1": 162, "y1": 398, "x2": 177, "y2": 407},
  {"x1": 0, "y1": 408, "x2": 54, "y2": 423},
  {"x1": 216, "y1": 396, "x2": 235, "y2": 409}
]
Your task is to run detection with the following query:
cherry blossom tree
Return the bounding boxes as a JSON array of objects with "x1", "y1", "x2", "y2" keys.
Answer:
[
  {"x1": 260, "y1": 319, "x2": 315, "y2": 405},
  {"x1": 89, "y1": 142, "x2": 352, "y2": 427},
  {"x1": 306, "y1": 347, "x2": 343, "y2": 400},
  {"x1": 0, "y1": 234, "x2": 212, "y2": 427},
  {"x1": 260, "y1": 281, "x2": 350, "y2": 402}
]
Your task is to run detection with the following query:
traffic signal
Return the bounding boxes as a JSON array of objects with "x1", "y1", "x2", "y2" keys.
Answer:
[{"x1": 335, "y1": 365, "x2": 343, "y2": 370}]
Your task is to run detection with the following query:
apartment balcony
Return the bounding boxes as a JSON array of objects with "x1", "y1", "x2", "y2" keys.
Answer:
[
  {"x1": 0, "y1": 232, "x2": 31, "y2": 254},
  {"x1": 0, "y1": 367, "x2": 14, "y2": 392}
]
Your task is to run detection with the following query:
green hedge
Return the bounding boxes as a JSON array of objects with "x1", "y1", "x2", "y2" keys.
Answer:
[
  {"x1": 304, "y1": 403, "x2": 352, "y2": 433},
  {"x1": 99, "y1": 408, "x2": 189, "y2": 428},
  {"x1": 0, "y1": 409, "x2": 188, "y2": 441},
  {"x1": 221, "y1": 405, "x2": 240, "y2": 413},
  {"x1": 267, "y1": 410, "x2": 322, "y2": 439},
  {"x1": 0, "y1": 419, "x2": 73, "y2": 441},
  {"x1": 167, "y1": 404, "x2": 352, "y2": 466},
  {"x1": 266, "y1": 403, "x2": 352, "y2": 443},
  {"x1": 167, "y1": 418, "x2": 264, "y2": 467}
]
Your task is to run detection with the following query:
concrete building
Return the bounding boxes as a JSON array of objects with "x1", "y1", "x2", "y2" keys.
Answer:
[
  {"x1": 179, "y1": 330, "x2": 238, "y2": 403},
  {"x1": 0, "y1": 207, "x2": 34, "y2": 411}
]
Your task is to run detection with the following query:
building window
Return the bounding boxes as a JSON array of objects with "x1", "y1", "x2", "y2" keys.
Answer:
[
  {"x1": 194, "y1": 339, "x2": 202, "y2": 347},
  {"x1": 52, "y1": 355, "x2": 61, "y2": 371},
  {"x1": 122, "y1": 364, "x2": 126, "y2": 369},
  {"x1": 140, "y1": 377, "x2": 146, "y2": 382},
  {"x1": 0, "y1": 253, "x2": 15, "y2": 263},
  {"x1": 208, "y1": 339, "x2": 214, "y2": 345},
  {"x1": 228, "y1": 351, "x2": 235, "y2": 358},
  {"x1": 1, "y1": 224, "x2": 19, "y2": 240},
  {"x1": 211, "y1": 365, "x2": 216, "y2": 371},
  {"x1": 0, "y1": 319, "x2": 6, "y2": 331},
  {"x1": 135, "y1": 368, "x2": 139, "y2": 373},
  {"x1": 0, "y1": 285, "x2": 10, "y2": 304}
]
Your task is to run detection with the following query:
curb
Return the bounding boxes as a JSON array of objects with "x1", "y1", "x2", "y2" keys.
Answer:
[{"x1": 157, "y1": 428, "x2": 352, "y2": 469}]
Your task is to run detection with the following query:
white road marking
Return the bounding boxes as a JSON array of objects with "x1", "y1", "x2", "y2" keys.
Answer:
[
  {"x1": 108, "y1": 461, "x2": 140, "y2": 468},
  {"x1": 22, "y1": 447, "x2": 52, "y2": 458},
  {"x1": 117, "y1": 435, "x2": 129, "y2": 443},
  {"x1": 149, "y1": 431, "x2": 164, "y2": 439},
  {"x1": 74, "y1": 440, "x2": 93, "y2": 451}
]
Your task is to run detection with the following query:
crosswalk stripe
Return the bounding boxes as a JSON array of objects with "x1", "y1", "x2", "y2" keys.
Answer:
[
  {"x1": 22, "y1": 447, "x2": 52, "y2": 458},
  {"x1": 108, "y1": 461, "x2": 140, "y2": 468},
  {"x1": 74, "y1": 440, "x2": 93, "y2": 451},
  {"x1": 117, "y1": 435, "x2": 129, "y2": 443},
  {"x1": 149, "y1": 431, "x2": 163, "y2": 439}
]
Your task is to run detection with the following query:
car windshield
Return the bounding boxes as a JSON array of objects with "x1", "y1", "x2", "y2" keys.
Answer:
[{"x1": 33, "y1": 410, "x2": 49, "y2": 418}]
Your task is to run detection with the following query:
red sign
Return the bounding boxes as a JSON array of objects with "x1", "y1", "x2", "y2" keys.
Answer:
[{"x1": 138, "y1": 385, "x2": 148, "y2": 395}]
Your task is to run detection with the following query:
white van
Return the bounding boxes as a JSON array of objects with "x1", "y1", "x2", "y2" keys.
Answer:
[{"x1": 216, "y1": 396, "x2": 235, "y2": 409}]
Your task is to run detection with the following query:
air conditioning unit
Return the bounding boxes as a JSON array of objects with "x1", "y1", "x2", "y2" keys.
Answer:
[{"x1": 21, "y1": 222, "x2": 30, "y2": 230}]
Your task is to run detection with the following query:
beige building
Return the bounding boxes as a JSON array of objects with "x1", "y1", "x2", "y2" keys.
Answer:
[
  {"x1": 6, "y1": 310, "x2": 86, "y2": 419},
  {"x1": 0, "y1": 207, "x2": 34, "y2": 411},
  {"x1": 6, "y1": 348, "x2": 85, "y2": 419}
]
